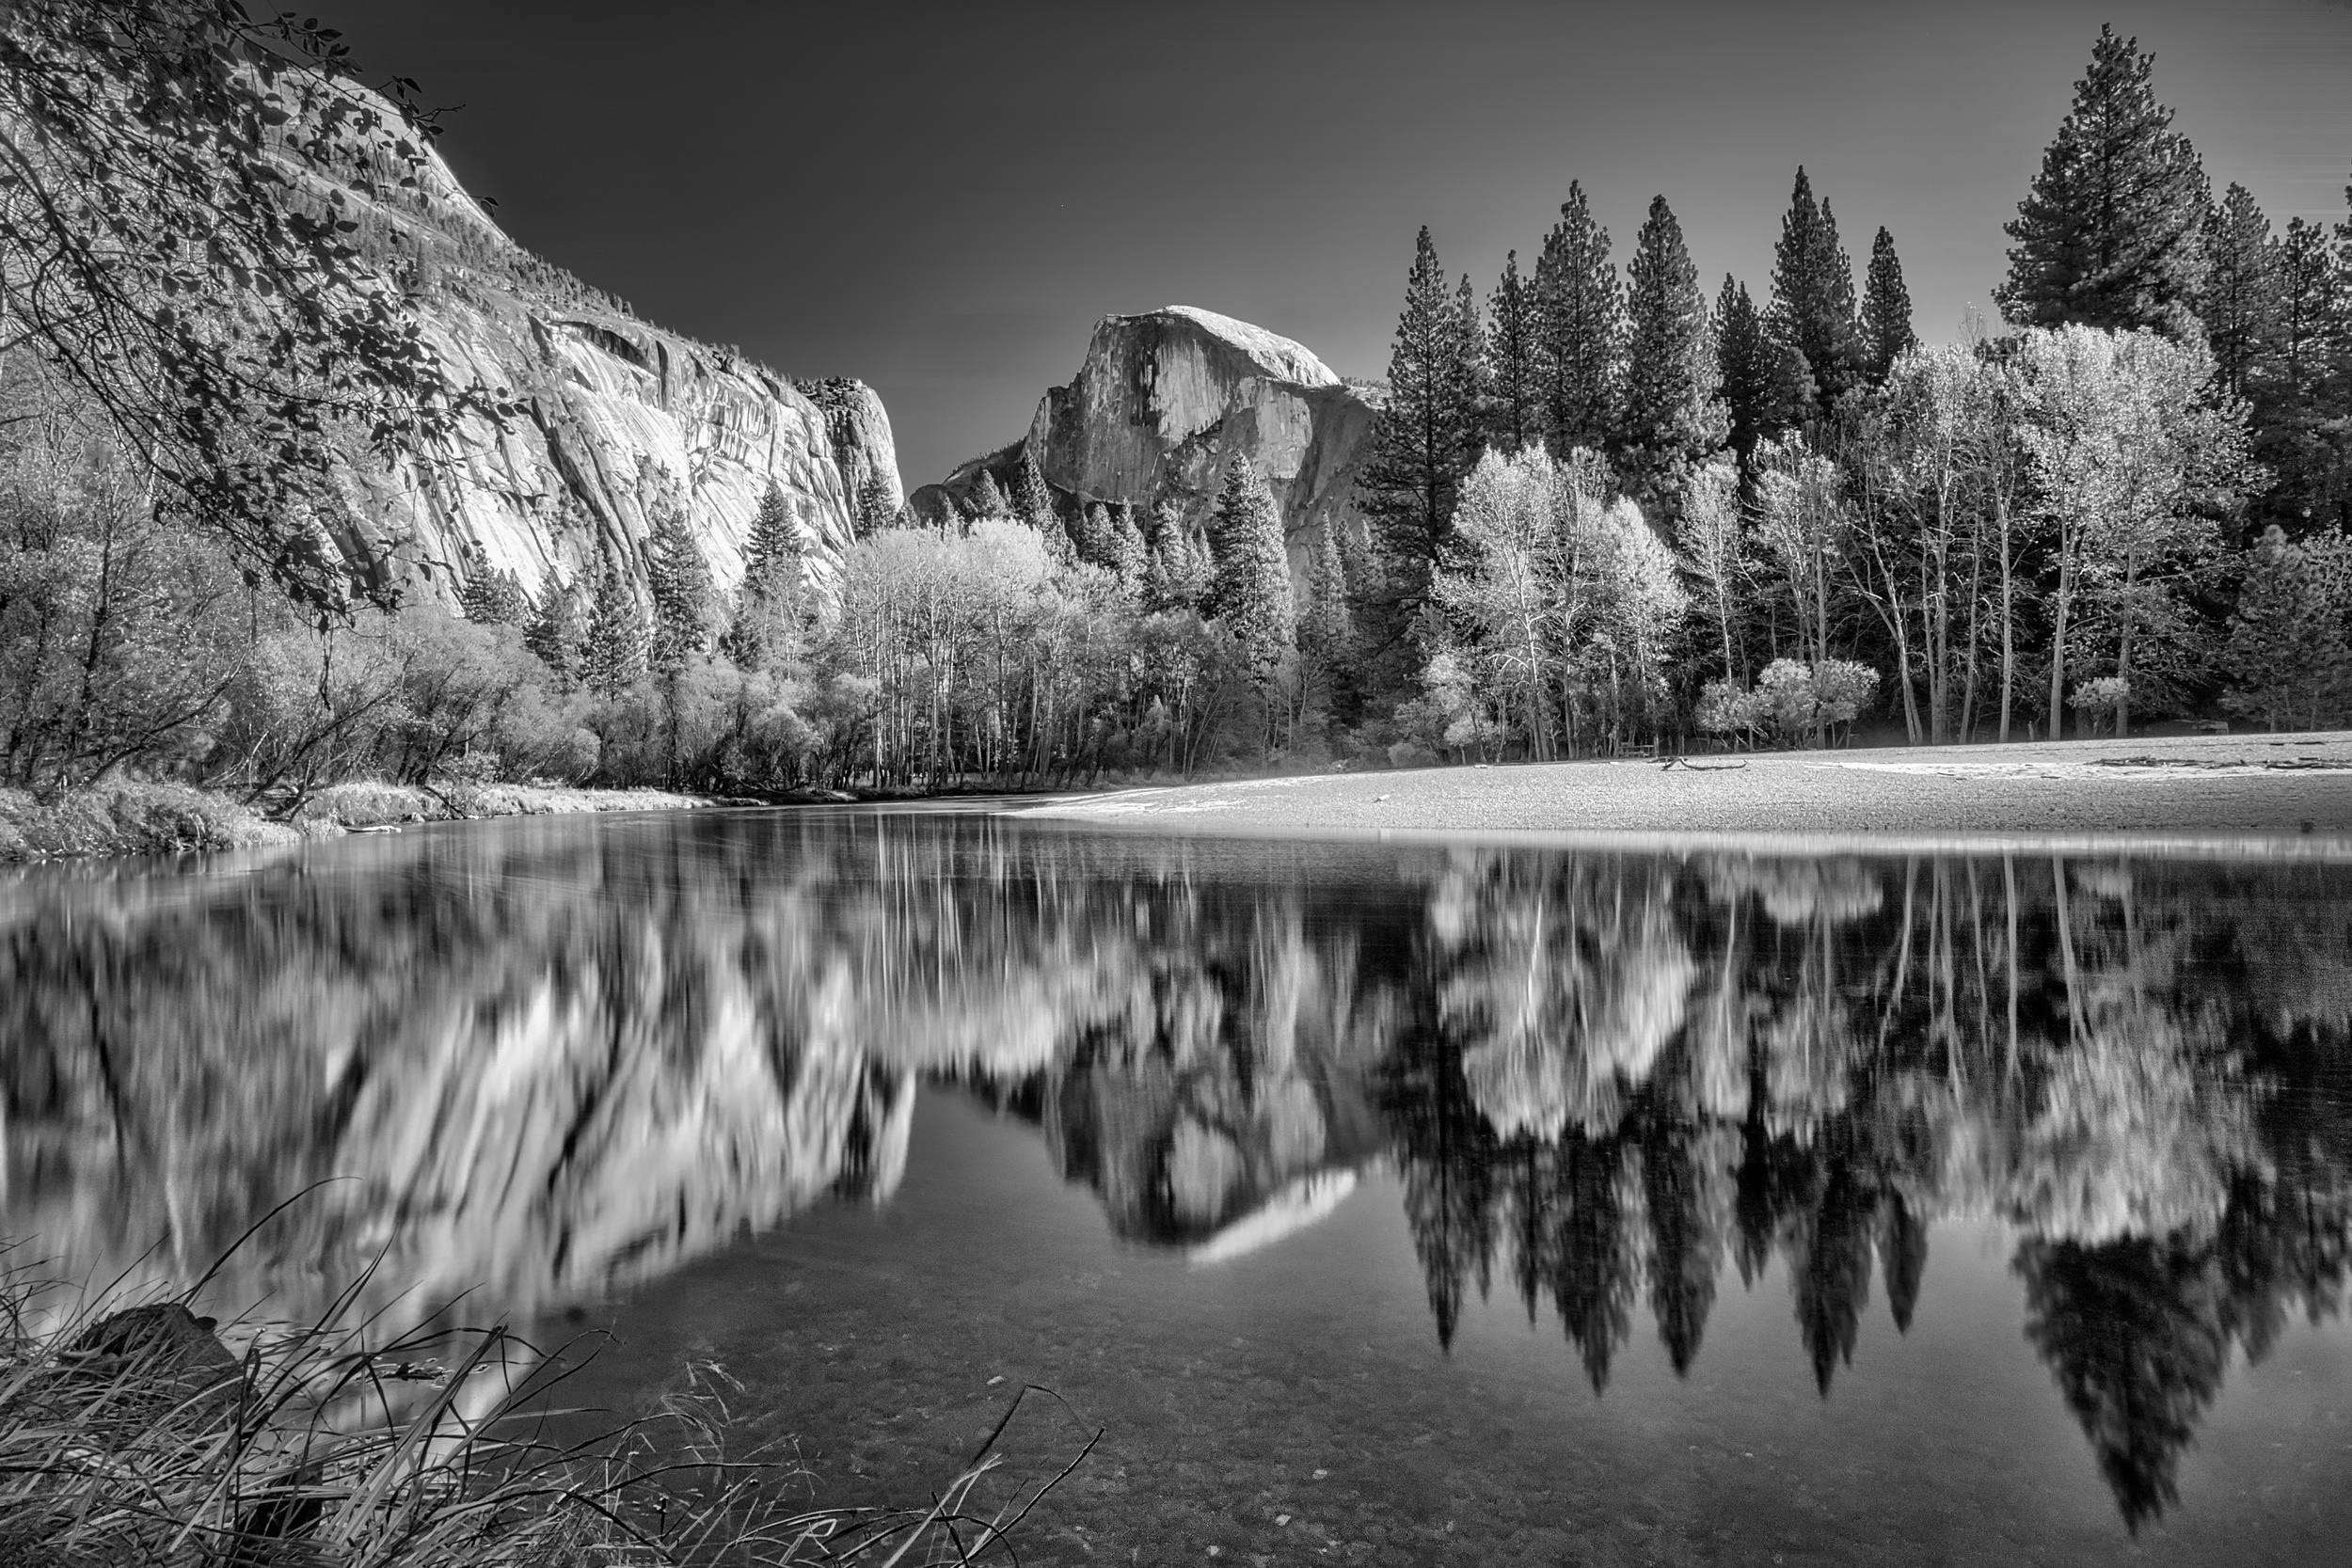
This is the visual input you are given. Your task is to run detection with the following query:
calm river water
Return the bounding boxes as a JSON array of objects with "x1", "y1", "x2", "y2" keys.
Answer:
[{"x1": 4, "y1": 808, "x2": 2349, "y2": 1564}]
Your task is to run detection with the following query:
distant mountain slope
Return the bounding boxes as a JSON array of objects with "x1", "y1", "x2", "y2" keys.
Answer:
[
  {"x1": 287, "y1": 106, "x2": 898, "y2": 605},
  {"x1": 912, "y1": 306, "x2": 1377, "y2": 561}
]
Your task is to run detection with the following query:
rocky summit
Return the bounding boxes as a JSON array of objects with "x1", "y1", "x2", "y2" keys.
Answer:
[
  {"x1": 914, "y1": 306, "x2": 1376, "y2": 558},
  {"x1": 307, "y1": 106, "x2": 897, "y2": 606}
]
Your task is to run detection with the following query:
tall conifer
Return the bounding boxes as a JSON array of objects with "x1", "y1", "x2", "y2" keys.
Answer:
[
  {"x1": 1616, "y1": 196, "x2": 1729, "y2": 517},
  {"x1": 855, "y1": 468, "x2": 898, "y2": 536},
  {"x1": 1011, "y1": 446, "x2": 1074, "y2": 566},
  {"x1": 644, "y1": 506, "x2": 714, "y2": 678},
  {"x1": 1303, "y1": 518, "x2": 1358, "y2": 720},
  {"x1": 1109, "y1": 500, "x2": 1150, "y2": 594},
  {"x1": 1206, "y1": 456, "x2": 1296, "y2": 689},
  {"x1": 1359, "y1": 227, "x2": 1481, "y2": 606},
  {"x1": 965, "y1": 470, "x2": 1008, "y2": 521},
  {"x1": 459, "y1": 559, "x2": 528, "y2": 625},
  {"x1": 2256, "y1": 215, "x2": 2350, "y2": 527},
  {"x1": 1769, "y1": 168, "x2": 1864, "y2": 417},
  {"x1": 1533, "y1": 182, "x2": 1623, "y2": 454},
  {"x1": 522, "y1": 563, "x2": 582, "y2": 690},
  {"x1": 580, "y1": 560, "x2": 647, "y2": 700},
  {"x1": 1486, "y1": 250, "x2": 1542, "y2": 451},
  {"x1": 1715, "y1": 275, "x2": 1783, "y2": 470},
  {"x1": 1995, "y1": 25, "x2": 2209, "y2": 337},
  {"x1": 1859, "y1": 227, "x2": 1917, "y2": 387},
  {"x1": 741, "y1": 481, "x2": 803, "y2": 599},
  {"x1": 2201, "y1": 183, "x2": 2277, "y2": 404},
  {"x1": 1454, "y1": 271, "x2": 1492, "y2": 456}
]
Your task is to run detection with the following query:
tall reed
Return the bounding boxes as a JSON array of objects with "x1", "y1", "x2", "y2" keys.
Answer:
[{"x1": 0, "y1": 1248, "x2": 1092, "y2": 1565}]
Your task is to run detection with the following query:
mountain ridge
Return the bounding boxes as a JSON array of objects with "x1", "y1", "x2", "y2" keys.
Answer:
[{"x1": 911, "y1": 305, "x2": 1377, "y2": 564}]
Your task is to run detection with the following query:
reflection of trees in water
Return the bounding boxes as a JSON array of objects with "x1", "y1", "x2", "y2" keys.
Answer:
[
  {"x1": 1384, "y1": 849, "x2": 2352, "y2": 1527},
  {"x1": 5, "y1": 822, "x2": 2351, "y2": 1528}
]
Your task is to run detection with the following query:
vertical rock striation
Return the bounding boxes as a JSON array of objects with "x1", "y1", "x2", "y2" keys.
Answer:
[{"x1": 291, "y1": 103, "x2": 896, "y2": 607}]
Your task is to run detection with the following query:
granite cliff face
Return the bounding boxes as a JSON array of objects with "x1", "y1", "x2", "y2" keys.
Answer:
[
  {"x1": 914, "y1": 306, "x2": 1377, "y2": 557},
  {"x1": 303, "y1": 117, "x2": 896, "y2": 605}
]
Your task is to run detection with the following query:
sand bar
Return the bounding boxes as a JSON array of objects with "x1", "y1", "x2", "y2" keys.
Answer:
[{"x1": 1011, "y1": 732, "x2": 2352, "y2": 858}]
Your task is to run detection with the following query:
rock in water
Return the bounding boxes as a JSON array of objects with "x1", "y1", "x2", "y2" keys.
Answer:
[
  {"x1": 281, "y1": 91, "x2": 894, "y2": 609},
  {"x1": 914, "y1": 306, "x2": 1376, "y2": 563},
  {"x1": 64, "y1": 1303, "x2": 244, "y2": 1425}
]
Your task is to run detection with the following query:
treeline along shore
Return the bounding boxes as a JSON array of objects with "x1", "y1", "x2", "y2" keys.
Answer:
[{"x1": 8, "y1": 16, "x2": 2352, "y2": 847}]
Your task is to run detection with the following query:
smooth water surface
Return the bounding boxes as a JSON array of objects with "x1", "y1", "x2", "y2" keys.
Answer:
[{"x1": 4, "y1": 809, "x2": 2349, "y2": 1564}]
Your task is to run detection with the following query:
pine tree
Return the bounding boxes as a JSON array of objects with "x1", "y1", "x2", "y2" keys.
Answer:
[
  {"x1": 1616, "y1": 195, "x2": 1729, "y2": 517},
  {"x1": 965, "y1": 469, "x2": 1008, "y2": 521},
  {"x1": 1359, "y1": 227, "x2": 1483, "y2": 608},
  {"x1": 2221, "y1": 524, "x2": 2352, "y2": 729},
  {"x1": 1534, "y1": 182, "x2": 1623, "y2": 455},
  {"x1": 522, "y1": 563, "x2": 582, "y2": 690},
  {"x1": 1144, "y1": 499, "x2": 1202, "y2": 612},
  {"x1": 1454, "y1": 270, "x2": 1492, "y2": 456},
  {"x1": 1205, "y1": 455, "x2": 1296, "y2": 691},
  {"x1": 1859, "y1": 227, "x2": 1917, "y2": 387},
  {"x1": 1715, "y1": 276, "x2": 1784, "y2": 470},
  {"x1": 1077, "y1": 500, "x2": 1113, "y2": 565},
  {"x1": 1010, "y1": 446, "x2": 1074, "y2": 567},
  {"x1": 732, "y1": 481, "x2": 810, "y2": 673},
  {"x1": 1109, "y1": 500, "x2": 1150, "y2": 594},
  {"x1": 580, "y1": 560, "x2": 647, "y2": 700},
  {"x1": 2275, "y1": 217, "x2": 2338, "y2": 404},
  {"x1": 1302, "y1": 517, "x2": 1358, "y2": 717},
  {"x1": 1011, "y1": 447, "x2": 1057, "y2": 531},
  {"x1": 2257, "y1": 215, "x2": 2349, "y2": 528},
  {"x1": 741, "y1": 481, "x2": 804, "y2": 601},
  {"x1": 645, "y1": 506, "x2": 714, "y2": 678},
  {"x1": 1486, "y1": 250, "x2": 1542, "y2": 452},
  {"x1": 1995, "y1": 24, "x2": 2210, "y2": 338},
  {"x1": 2201, "y1": 183, "x2": 2276, "y2": 404},
  {"x1": 1769, "y1": 167, "x2": 1864, "y2": 417},
  {"x1": 855, "y1": 467, "x2": 898, "y2": 536},
  {"x1": 459, "y1": 557, "x2": 528, "y2": 625}
]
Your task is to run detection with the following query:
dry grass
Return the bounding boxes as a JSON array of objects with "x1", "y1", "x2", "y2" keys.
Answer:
[
  {"x1": 0, "y1": 1249, "x2": 1092, "y2": 1565},
  {"x1": 0, "y1": 784, "x2": 297, "y2": 863},
  {"x1": 293, "y1": 781, "x2": 707, "y2": 831}
]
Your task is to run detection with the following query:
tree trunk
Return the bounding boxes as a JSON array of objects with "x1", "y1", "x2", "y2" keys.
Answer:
[
  {"x1": 2114, "y1": 552, "x2": 2138, "y2": 738},
  {"x1": 1997, "y1": 492, "x2": 2015, "y2": 744},
  {"x1": 2045, "y1": 538, "x2": 2072, "y2": 744}
]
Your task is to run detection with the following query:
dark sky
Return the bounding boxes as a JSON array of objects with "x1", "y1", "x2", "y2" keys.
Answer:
[{"x1": 317, "y1": 0, "x2": 2352, "y2": 489}]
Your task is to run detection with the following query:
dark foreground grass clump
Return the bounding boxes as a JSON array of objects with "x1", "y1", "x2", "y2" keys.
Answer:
[{"x1": 0, "y1": 1257, "x2": 1091, "y2": 1565}]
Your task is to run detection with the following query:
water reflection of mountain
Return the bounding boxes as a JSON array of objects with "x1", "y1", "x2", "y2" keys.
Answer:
[{"x1": 3, "y1": 816, "x2": 2348, "y2": 1529}]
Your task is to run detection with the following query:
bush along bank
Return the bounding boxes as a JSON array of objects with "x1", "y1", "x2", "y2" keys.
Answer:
[{"x1": 0, "y1": 780, "x2": 717, "y2": 864}]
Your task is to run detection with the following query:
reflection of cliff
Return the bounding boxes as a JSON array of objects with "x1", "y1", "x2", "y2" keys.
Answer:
[
  {"x1": 0, "y1": 820, "x2": 1414, "y2": 1329},
  {"x1": 1382, "y1": 849, "x2": 2352, "y2": 1528},
  {"x1": 0, "y1": 823, "x2": 928, "y2": 1334},
  {"x1": 6, "y1": 826, "x2": 2352, "y2": 1531}
]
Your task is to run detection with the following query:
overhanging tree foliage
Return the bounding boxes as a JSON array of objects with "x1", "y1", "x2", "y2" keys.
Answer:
[{"x1": 0, "y1": 0, "x2": 505, "y2": 613}]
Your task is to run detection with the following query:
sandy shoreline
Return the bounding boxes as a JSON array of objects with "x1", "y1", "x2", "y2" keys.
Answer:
[{"x1": 1010, "y1": 732, "x2": 2352, "y2": 853}]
